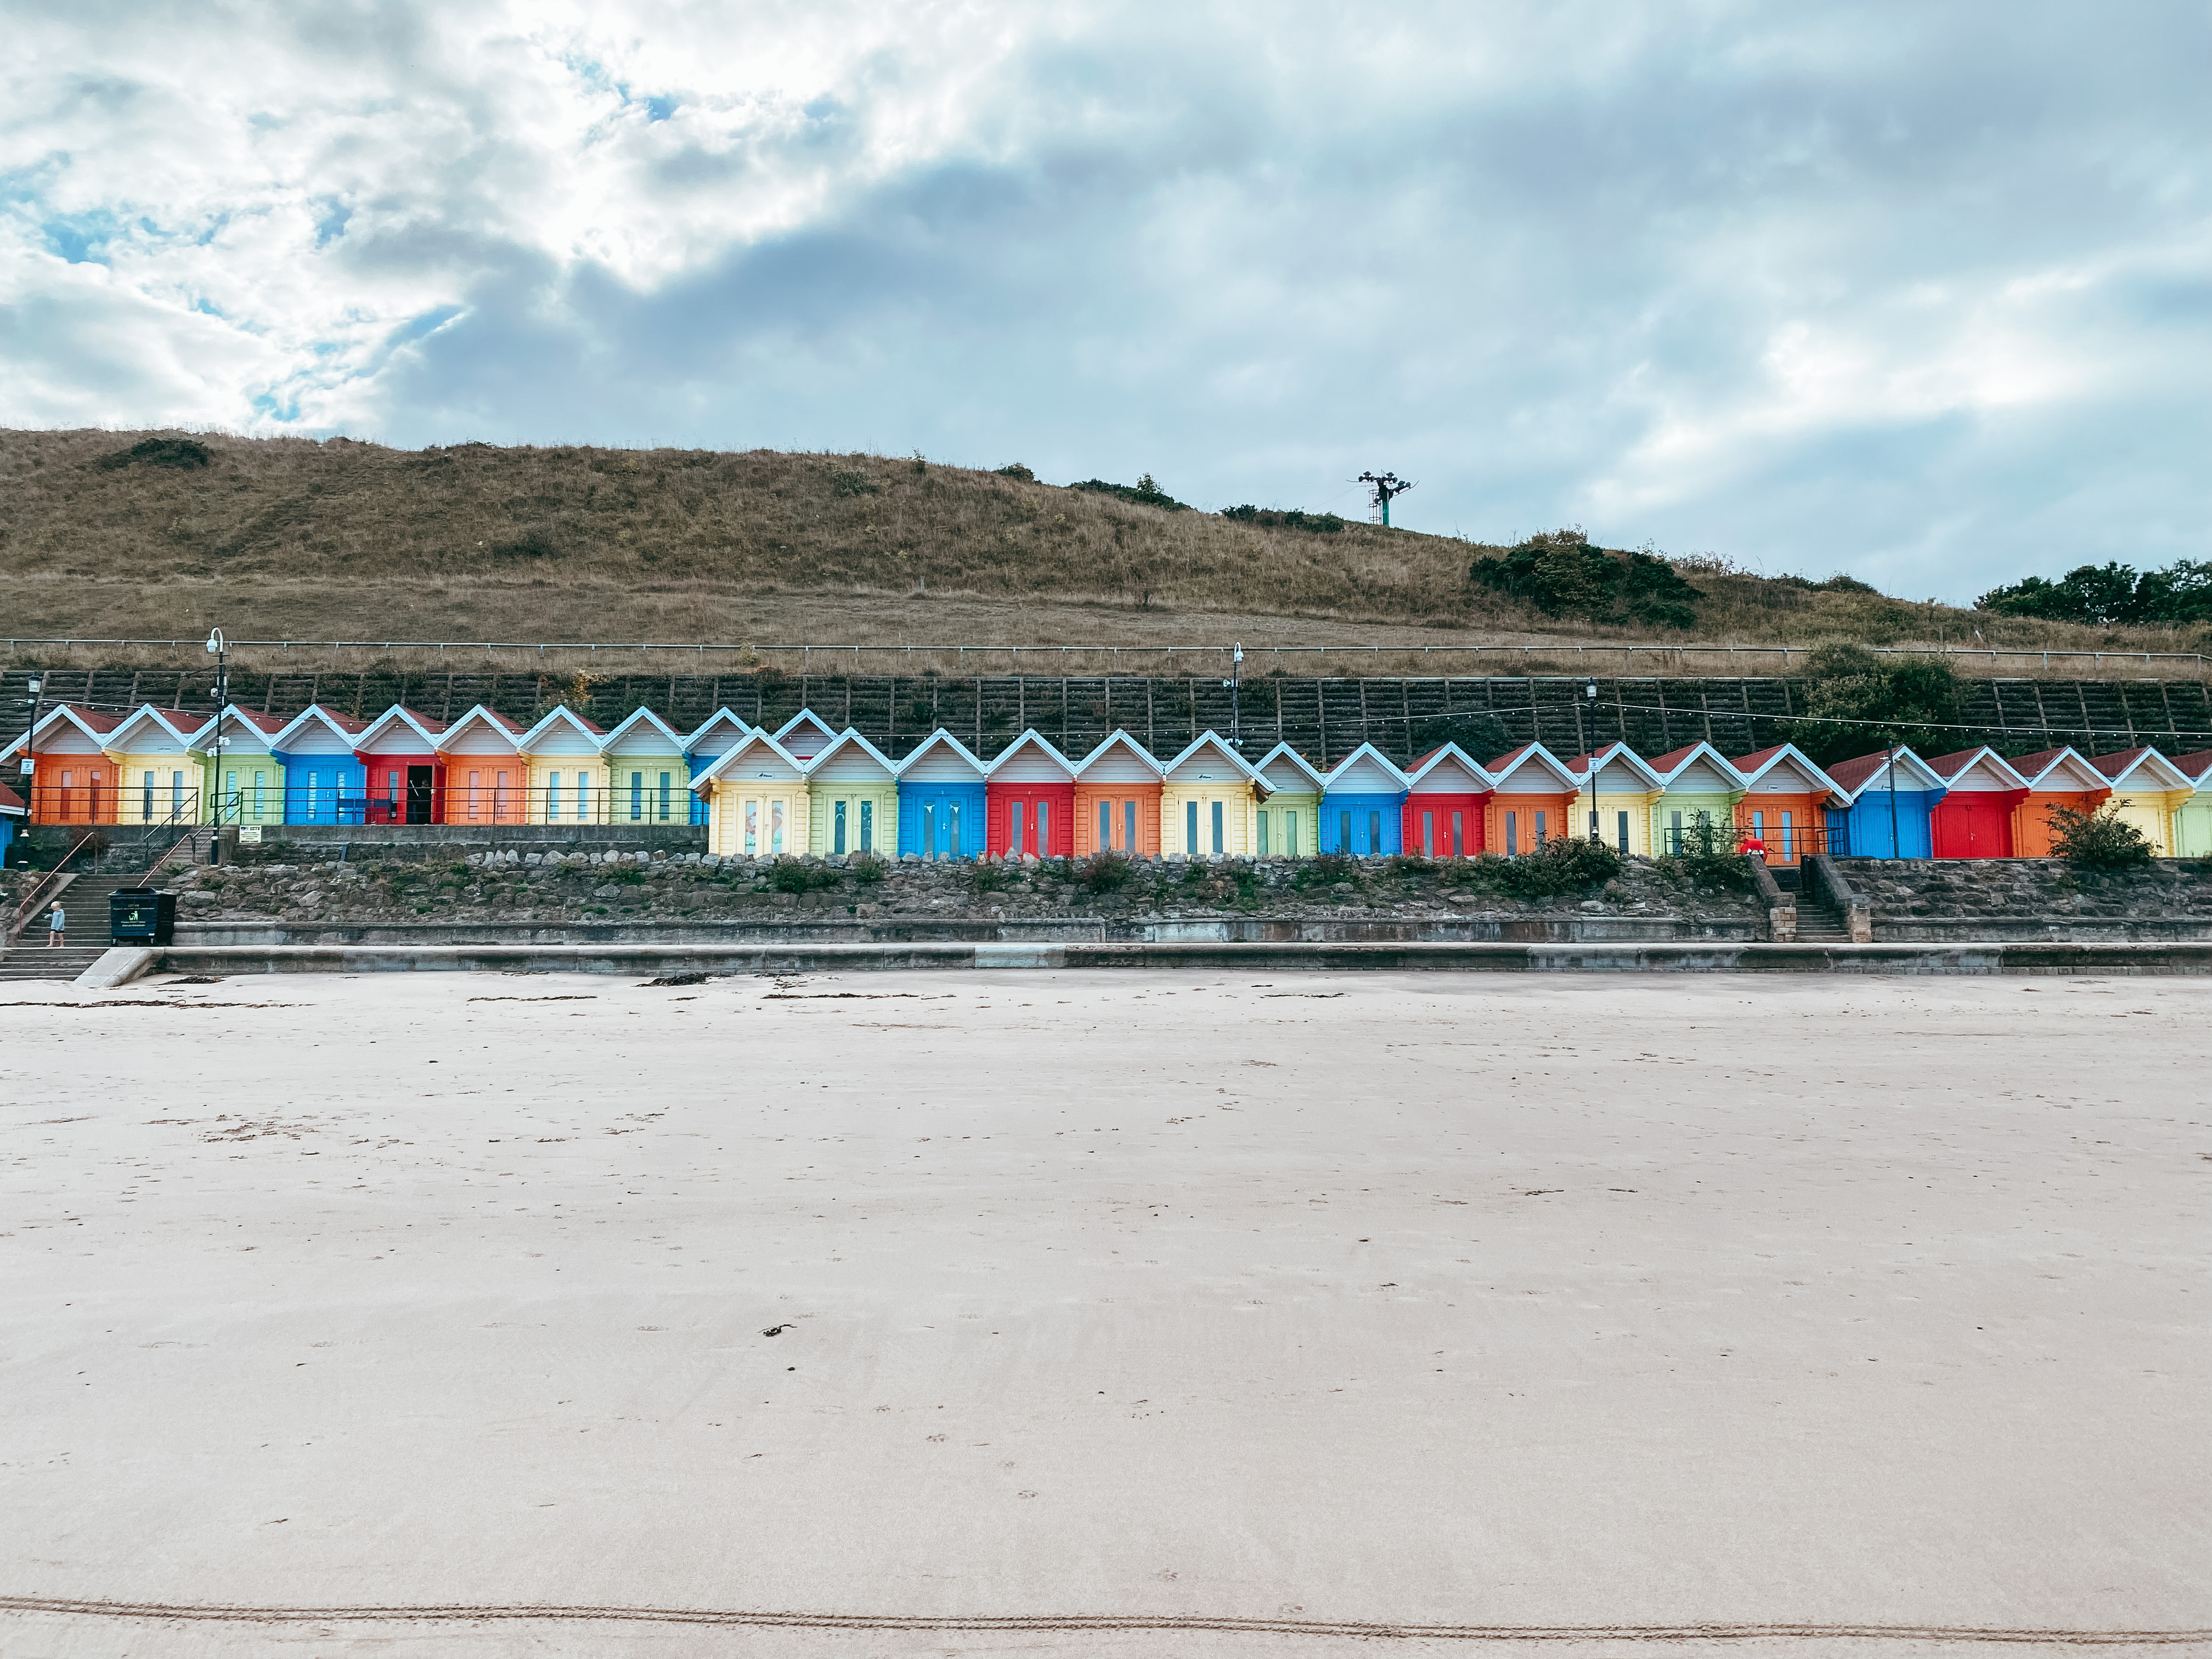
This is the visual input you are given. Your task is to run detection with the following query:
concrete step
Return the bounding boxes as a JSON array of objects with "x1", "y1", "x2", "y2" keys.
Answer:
[{"x1": 0, "y1": 947, "x2": 108, "y2": 981}]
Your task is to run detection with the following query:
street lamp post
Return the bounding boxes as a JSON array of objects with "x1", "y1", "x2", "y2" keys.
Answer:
[{"x1": 205, "y1": 630, "x2": 227, "y2": 857}]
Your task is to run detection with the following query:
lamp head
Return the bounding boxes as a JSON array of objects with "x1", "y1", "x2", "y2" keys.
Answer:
[
  {"x1": 25, "y1": 676, "x2": 40, "y2": 696},
  {"x1": 205, "y1": 628, "x2": 225, "y2": 656}
]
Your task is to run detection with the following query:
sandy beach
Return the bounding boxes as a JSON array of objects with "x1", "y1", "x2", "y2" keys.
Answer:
[{"x1": 1, "y1": 969, "x2": 2204, "y2": 1657}]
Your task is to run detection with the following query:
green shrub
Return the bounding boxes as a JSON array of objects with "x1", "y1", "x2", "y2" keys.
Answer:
[
  {"x1": 1221, "y1": 505, "x2": 1346, "y2": 533},
  {"x1": 1468, "y1": 531, "x2": 1702, "y2": 630},
  {"x1": 994, "y1": 463, "x2": 1036, "y2": 482},
  {"x1": 1304, "y1": 853, "x2": 1358, "y2": 884},
  {"x1": 1782, "y1": 642, "x2": 1962, "y2": 764},
  {"x1": 849, "y1": 853, "x2": 888, "y2": 884},
  {"x1": 1076, "y1": 851, "x2": 1133, "y2": 892},
  {"x1": 1655, "y1": 820, "x2": 1753, "y2": 891},
  {"x1": 770, "y1": 858, "x2": 841, "y2": 893},
  {"x1": 95, "y1": 437, "x2": 211, "y2": 471},
  {"x1": 830, "y1": 469, "x2": 879, "y2": 497},
  {"x1": 969, "y1": 860, "x2": 1017, "y2": 895},
  {"x1": 1068, "y1": 473, "x2": 1187, "y2": 511},
  {"x1": 2045, "y1": 803, "x2": 2154, "y2": 870},
  {"x1": 1494, "y1": 836, "x2": 1623, "y2": 898}
]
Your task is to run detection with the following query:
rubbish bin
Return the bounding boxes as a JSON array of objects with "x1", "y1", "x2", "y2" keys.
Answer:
[{"x1": 109, "y1": 888, "x2": 177, "y2": 946}]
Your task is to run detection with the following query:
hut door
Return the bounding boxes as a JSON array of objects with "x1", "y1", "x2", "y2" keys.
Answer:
[{"x1": 405, "y1": 767, "x2": 434, "y2": 823}]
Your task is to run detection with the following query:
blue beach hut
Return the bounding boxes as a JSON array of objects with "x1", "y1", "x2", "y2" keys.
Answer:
[
  {"x1": 1319, "y1": 743, "x2": 1412, "y2": 855},
  {"x1": 1822, "y1": 748, "x2": 1948, "y2": 859},
  {"x1": 895, "y1": 730, "x2": 990, "y2": 859}
]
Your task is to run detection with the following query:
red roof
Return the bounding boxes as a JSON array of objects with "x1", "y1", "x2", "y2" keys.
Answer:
[
  {"x1": 1645, "y1": 744, "x2": 1702, "y2": 772},
  {"x1": 1729, "y1": 744, "x2": 1786, "y2": 772},
  {"x1": 2170, "y1": 751, "x2": 2212, "y2": 781},
  {"x1": 2089, "y1": 747, "x2": 2154, "y2": 780},
  {"x1": 1824, "y1": 752, "x2": 1909, "y2": 794},
  {"x1": 2006, "y1": 747, "x2": 2073, "y2": 778},
  {"x1": 0, "y1": 780, "x2": 24, "y2": 814},
  {"x1": 40, "y1": 704, "x2": 123, "y2": 736},
  {"x1": 223, "y1": 708, "x2": 290, "y2": 736}
]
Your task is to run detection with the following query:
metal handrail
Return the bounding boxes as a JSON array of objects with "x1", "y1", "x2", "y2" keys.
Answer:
[{"x1": 2, "y1": 831, "x2": 98, "y2": 944}]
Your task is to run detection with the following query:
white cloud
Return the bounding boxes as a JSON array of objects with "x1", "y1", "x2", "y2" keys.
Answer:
[{"x1": 2, "y1": 0, "x2": 2206, "y2": 599}]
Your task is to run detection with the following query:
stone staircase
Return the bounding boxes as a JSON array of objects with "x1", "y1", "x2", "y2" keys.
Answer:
[
  {"x1": 0, "y1": 945, "x2": 108, "y2": 983},
  {"x1": 1790, "y1": 901, "x2": 1854, "y2": 943}
]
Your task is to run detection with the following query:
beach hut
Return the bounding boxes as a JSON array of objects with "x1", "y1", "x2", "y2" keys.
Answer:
[
  {"x1": 518, "y1": 706, "x2": 611, "y2": 826},
  {"x1": 1402, "y1": 743, "x2": 1493, "y2": 859},
  {"x1": 1570, "y1": 741, "x2": 1665, "y2": 855},
  {"x1": 1319, "y1": 743, "x2": 1410, "y2": 856},
  {"x1": 2005, "y1": 748, "x2": 2112, "y2": 856},
  {"x1": 436, "y1": 706, "x2": 529, "y2": 826},
  {"x1": 0, "y1": 779, "x2": 22, "y2": 861},
  {"x1": 1823, "y1": 749, "x2": 1948, "y2": 859},
  {"x1": 198, "y1": 708, "x2": 289, "y2": 828},
  {"x1": 895, "y1": 731, "x2": 989, "y2": 860},
  {"x1": 803, "y1": 731, "x2": 899, "y2": 857},
  {"x1": 104, "y1": 706, "x2": 211, "y2": 827},
  {"x1": 1071, "y1": 731, "x2": 1163, "y2": 857},
  {"x1": 354, "y1": 707, "x2": 447, "y2": 824},
  {"x1": 1645, "y1": 742, "x2": 1747, "y2": 856},
  {"x1": 1485, "y1": 743, "x2": 1582, "y2": 856},
  {"x1": 693, "y1": 730, "x2": 810, "y2": 857},
  {"x1": 8, "y1": 705, "x2": 123, "y2": 823},
  {"x1": 1160, "y1": 732, "x2": 1261, "y2": 857},
  {"x1": 985, "y1": 731, "x2": 1076, "y2": 857},
  {"x1": 1726, "y1": 744, "x2": 1839, "y2": 865},
  {"x1": 1251, "y1": 743, "x2": 1324, "y2": 859},
  {"x1": 2087, "y1": 748, "x2": 2195, "y2": 856},
  {"x1": 273, "y1": 706, "x2": 369, "y2": 825},
  {"x1": 1924, "y1": 748, "x2": 2029, "y2": 859},
  {"x1": 2169, "y1": 753, "x2": 2212, "y2": 857},
  {"x1": 773, "y1": 710, "x2": 840, "y2": 764},
  {"x1": 684, "y1": 709, "x2": 755, "y2": 827},
  {"x1": 601, "y1": 708, "x2": 689, "y2": 827}
]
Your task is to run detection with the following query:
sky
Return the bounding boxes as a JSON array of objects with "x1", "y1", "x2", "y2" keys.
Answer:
[{"x1": 4, "y1": 1, "x2": 2207, "y2": 602}]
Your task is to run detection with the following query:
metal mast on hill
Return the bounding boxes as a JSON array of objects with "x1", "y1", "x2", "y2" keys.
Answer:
[{"x1": 1357, "y1": 471, "x2": 1415, "y2": 527}]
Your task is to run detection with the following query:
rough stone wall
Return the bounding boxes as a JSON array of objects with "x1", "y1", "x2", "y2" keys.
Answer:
[
  {"x1": 1838, "y1": 858, "x2": 2212, "y2": 923},
  {"x1": 167, "y1": 848, "x2": 1763, "y2": 929}
]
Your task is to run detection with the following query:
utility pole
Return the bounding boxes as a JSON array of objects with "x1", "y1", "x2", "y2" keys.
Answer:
[
  {"x1": 1886, "y1": 740, "x2": 1900, "y2": 860},
  {"x1": 1356, "y1": 471, "x2": 1415, "y2": 528},
  {"x1": 19, "y1": 672, "x2": 44, "y2": 821},
  {"x1": 1221, "y1": 644, "x2": 1244, "y2": 748}
]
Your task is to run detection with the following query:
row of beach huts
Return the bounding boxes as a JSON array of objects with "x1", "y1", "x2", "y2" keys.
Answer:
[{"x1": 4, "y1": 699, "x2": 2210, "y2": 864}]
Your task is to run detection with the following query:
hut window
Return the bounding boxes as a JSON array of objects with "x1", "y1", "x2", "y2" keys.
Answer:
[
  {"x1": 948, "y1": 800, "x2": 961, "y2": 854},
  {"x1": 860, "y1": 800, "x2": 873, "y2": 851},
  {"x1": 143, "y1": 772, "x2": 155, "y2": 821},
  {"x1": 922, "y1": 803, "x2": 936, "y2": 858},
  {"x1": 1285, "y1": 810, "x2": 1299, "y2": 857},
  {"x1": 1186, "y1": 800, "x2": 1199, "y2": 853},
  {"x1": 1257, "y1": 812, "x2": 1269, "y2": 857},
  {"x1": 833, "y1": 799, "x2": 848, "y2": 855},
  {"x1": 1423, "y1": 811, "x2": 1434, "y2": 856},
  {"x1": 659, "y1": 772, "x2": 672, "y2": 822},
  {"x1": 1368, "y1": 811, "x2": 1381, "y2": 855},
  {"x1": 495, "y1": 771, "x2": 511, "y2": 821},
  {"x1": 1534, "y1": 811, "x2": 1547, "y2": 845},
  {"x1": 468, "y1": 770, "x2": 482, "y2": 821},
  {"x1": 548, "y1": 772, "x2": 563, "y2": 821},
  {"x1": 1451, "y1": 811, "x2": 1464, "y2": 856},
  {"x1": 631, "y1": 771, "x2": 644, "y2": 821},
  {"x1": 1339, "y1": 810, "x2": 1351, "y2": 854},
  {"x1": 1616, "y1": 810, "x2": 1629, "y2": 852},
  {"x1": 1751, "y1": 811, "x2": 1764, "y2": 849},
  {"x1": 743, "y1": 799, "x2": 758, "y2": 854},
  {"x1": 1124, "y1": 800, "x2": 1136, "y2": 853},
  {"x1": 1011, "y1": 800, "x2": 1025, "y2": 854},
  {"x1": 1505, "y1": 811, "x2": 1519, "y2": 856},
  {"x1": 1099, "y1": 800, "x2": 1112, "y2": 849},
  {"x1": 1668, "y1": 809, "x2": 1682, "y2": 853},
  {"x1": 576, "y1": 772, "x2": 591, "y2": 821},
  {"x1": 1211, "y1": 800, "x2": 1224, "y2": 855},
  {"x1": 1780, "y1": 811, "x2": 1794, "y2": 858},
  {"x1": 771, "y1": 799, "x2": 785, "y2": 854},
  {"x1": 173, "y1": 771, "x2": 186, "y2": 816}
]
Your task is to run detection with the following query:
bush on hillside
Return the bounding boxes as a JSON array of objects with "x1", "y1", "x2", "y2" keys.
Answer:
[
  {"x1": 830, "y1": 469, "x2": 880, "y2": 497},
  {"x1": 2045, "y1": 803, "x2": 2154, "y2": 870},
  {"x1": 994, "y1": 463, "x2": 1036, "y2": 482},
  {"x1": 1468, "y1": 532, "x2": 1702, "y2": 630},
  {"x1": 1221, "y1": 505, "x2": 1346, "y2": 533},
  {"x1": 1781, "y1": 641, "x2": 1962, "y2": 765},
  {"x1": 1977, "y1": 560, "x2": 2212, "y2": 627},
  {"x1": 94, "y1": 437, "x2": 212, "y2": 472},
  {"x1": 1068, "y1": 473, "x2": 1187, "y2": 511}
]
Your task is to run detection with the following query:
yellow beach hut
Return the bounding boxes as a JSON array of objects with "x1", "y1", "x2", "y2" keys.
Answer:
[
  {"x1": 1251, "y1": 743, "x2": 1324, "y2": 859},
  {"x1": 601, "y1": 707, "x2": 689, "y2": 827},
  {"x1": 2087, "y1": 748, "x2": 2194, "y2": 855},
  {"x1": 1160, "y1": 731, "x2": 1262, "y2": 857},
  {"x1": 518, "y1": 706, "x2": 611, "y2": 826},
  {"x1": 695, "y1": 730, "x2": 809, "y2": 857},
  {"x1": 1570, "y1": 741, "x2": 1665, "y2": 855},
  {"x1": 803, "y1": 731, "x2": 899, "y2": 857},
  {"x1": 436, "y1": 706, "x2": 529, "y2": 826},
  {"x1": 774, "y1": 709, "x2": 840, "y2": 764},
  {"x1": 105, "y1": 705, "x2": 210, "y2": 827},
  {"x1": 198, "y1": 708, "x2": 290, "y2": 828},
  {"x1": 685, "y1": 709, "x2": 756, "y2": 826}
]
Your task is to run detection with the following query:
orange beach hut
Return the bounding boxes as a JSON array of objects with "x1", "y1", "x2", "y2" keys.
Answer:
[
  {"x1": 1071, "y1": 731, "x2": 1162, "y2": 857},
  {"x1": 2006, "y1": 748, "x2": 2111, "y2": 857}
]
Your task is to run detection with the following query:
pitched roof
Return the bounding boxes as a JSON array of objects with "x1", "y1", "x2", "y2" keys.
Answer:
[
  {"x1": 106, "y1": 704, "x2": 212, "y2": 749},
  {"x1": 1070, "y1": 730, "x2": 1164, "y2": 776},
  {"x1": 434, "y1": 705, "x2": 527, "y2": 752},
  {"x1": 1728, "y1": 743, "x2": 1838, "y2": 793},
  {"x1": 272, "y1": 704, "x2": 369, "y2": 747},
  {"x1": 692, "y1": 729, "x2": 806, "y2": 789},
  {"x1": 1321, "y1": 742, "x2": 1412, "y2": 792},
  {"x1": 354, "y1": 706, "x2": 449, "y2": 747},
  {"x1": 894, "y1": 729, "x2": 990, "y2": 778},
  {"x1": 1250, "y1": 741, "x2": 1327, "y2": 792},
  {"x1": 600, "y1": 706, "x2": 686, "y2": 751},
  {"x1": 2168, "y1": 751, "x2": 2212, "y2": 786},
  {"x1": 772, "y1": 710, "x2": 840, "y2": 759},
  {"x1": 0, "y1": 779, "x2": 24, "y2": 815},
  {"x1": 2007, "y1": 747, "x2": 2109, "y2": 791},
  {"x1": 1403, "y1": 742, "x2": 1494, "y2": 791},
  {"x1": 1921, "y1": 746, "x2": 2029, "y2": 789},
  {"x1": 802, "y1": 729, "x2": 899, "y2": 777},
  {"x1": 684, "y1": 708, "x2": 755, "y2": 754},
  {"x1": 1485, "y1": 741, "x2": 1582, "y2": 792},
  {"x1": 1160, "y1": 731, "x2": 1260, "y2": 782},
  {"x1": 1567, "y1": 740, "x2": 1665, "y2": 789},
  {"x1": 1642, "y1": 741, "x2": 1743, "y2": 787},
  {"x1": 984, "y1": 730, "x2": 1077, "y2": 778},
  {"x1": 1824, "y1": 748, "x2": 1948, "y2": 799},
  {"x1": 2089, "y1": 747, "x2": 2194, "y2": 790}
]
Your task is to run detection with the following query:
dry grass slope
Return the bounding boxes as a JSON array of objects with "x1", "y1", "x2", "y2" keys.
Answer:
[{"x1": 4, "y1": 429, "x2": 2204, "y2": 664}]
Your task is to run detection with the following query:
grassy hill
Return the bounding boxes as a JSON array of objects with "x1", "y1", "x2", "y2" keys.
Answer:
[{"x1": 3, "y1": 428, "x2": 2202, "y2": 667}]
